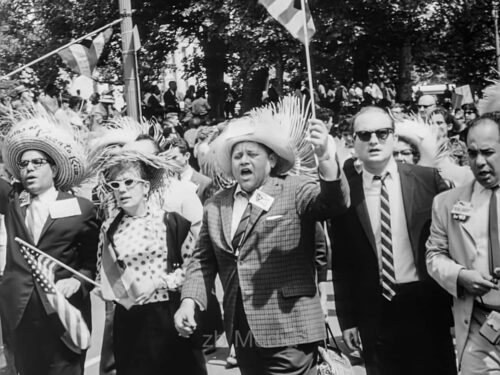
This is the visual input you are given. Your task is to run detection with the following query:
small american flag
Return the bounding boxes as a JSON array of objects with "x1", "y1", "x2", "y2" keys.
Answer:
[
  {"x1": 259, "y1": 0, "x2": 316, "y2": 44},
  {"x1": 20, "y1": 246, "x2": 91, "y2": 350}
]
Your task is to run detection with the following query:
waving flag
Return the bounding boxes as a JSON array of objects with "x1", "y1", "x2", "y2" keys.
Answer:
[
  {"x1": 58, "y1": 28, "x2": 113, "y2": 77},
  {"x1": 259, "y1": 0, "x2": 316, "y2": 44},
  {"x1": 19, "y1": 245, "x2": 91, "y2": 350}
]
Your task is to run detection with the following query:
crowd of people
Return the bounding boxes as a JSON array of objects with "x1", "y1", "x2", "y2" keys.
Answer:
[{"x1": 0, "y1": 74, "x2": 498, "y2": 375}]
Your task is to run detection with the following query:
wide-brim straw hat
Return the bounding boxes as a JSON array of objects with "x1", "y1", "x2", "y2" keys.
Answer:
[
  {"x1": 2, "y1": 117, "x2": 86, "y2": 191},
  {"x1": 214, "y1": 116, "x2": 296, "y2": 178}
]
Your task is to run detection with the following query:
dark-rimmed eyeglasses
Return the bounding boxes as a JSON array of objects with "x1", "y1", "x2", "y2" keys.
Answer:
[
  {"x1": 393, "y1": 150, "x2": 413, "y2": 157},
  {"x1": 106, "y1": 178, "x2": 146, "y2": 190},
  {"x1": 18, "y1": 158, "x2": 49, "y2": 169},
  {"x1": 355, "y1": 128, "x2": 394, "y2": 142},
  {"x1": 418, "y1": 104, "x2": 433, "y2": 108}
]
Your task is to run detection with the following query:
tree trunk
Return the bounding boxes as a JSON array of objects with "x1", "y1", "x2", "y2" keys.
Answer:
[
  {"x1": 202, "y1": 35, "x2": 226, "y2": 121},
  {"x1": 352, "y1": 42, "x2": 370, "y2": 84},
  {"x1": 274, "y1": 59, "x2": 284, "y2": 96},
  {"x1": 240, "y1": 67, "x2": 268, "y2": 113},
  {"x1": 398, "y1": 38, "x2": 413, "y2": 103}
]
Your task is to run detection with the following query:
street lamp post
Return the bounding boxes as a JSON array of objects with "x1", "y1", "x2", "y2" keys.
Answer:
[{"x1": 493, "y1": 2, "x2": 500, "y2": 72}]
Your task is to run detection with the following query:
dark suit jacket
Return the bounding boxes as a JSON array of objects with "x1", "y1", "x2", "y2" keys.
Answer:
[
  {"x1": 163, "y1": 90, "x2": 179, "y2": 113},
  {"x1": 0, "y1": 179, "x2": 100, "y2": 353},
  {"x1": 330, "y1": 163, "x2": 451, "y2": 345},
  {"x1": 182, "y1": 174, "x2": 350, "y2": 347},
  {"x1": 190, "y1": 169, "x2": 213, "y2": 205}
]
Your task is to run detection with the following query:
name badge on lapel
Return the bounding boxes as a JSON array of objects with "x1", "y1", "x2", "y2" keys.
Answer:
[
  {"x1": 451, "y1": 201, "x2": 473, "y2": 222},
  {"x1": 249, "y1": 189, "x2": 274, "y2": 212},
  {"x1": 19, "y1": 190, "x2": 31, "y2": 207},
  {"x1": 49, "y1": 198, "x2": 82, "y2": 219}
]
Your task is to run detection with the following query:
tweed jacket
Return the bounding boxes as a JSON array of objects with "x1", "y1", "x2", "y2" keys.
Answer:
[
  {"x1": 330, "y1": 163, "x2": 452, "y2": 345},
  {"x1": 426, "y1": 182, "x2": 488, "y2": 364},
  {"x1": 182, "y1": 174, "x2": 350, "y2": 347},
  {"x1": 0, "y1": 179, "x2": 99, "y2": 353}
]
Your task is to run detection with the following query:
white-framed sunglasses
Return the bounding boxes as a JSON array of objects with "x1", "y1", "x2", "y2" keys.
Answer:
[{"x1": 106, "y1": 178, "x2": 146, "y2": 190}]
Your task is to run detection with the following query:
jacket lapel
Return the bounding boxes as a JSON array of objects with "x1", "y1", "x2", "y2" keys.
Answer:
[
  {"x1": 352, "y1": 173, "x2": 377, "y2": 255},
  {"x1": 398, "y1": 164, "x2": 415, "y2": 232},
  {"x1": 14, "y1": 189, "x2": 35, "y2": 243},
  {"x1": 37, "y1": 191, "x2": 64, "y2": 244},
  {"x1": 457, "y1": 183, "x2": 476, "y2": 249},
  {"x1": 220, "y1": 186, "x2": 235, "y2": 251},
  {"x1": 238, "y1": 178, "x2": 282, "y2": 256}
]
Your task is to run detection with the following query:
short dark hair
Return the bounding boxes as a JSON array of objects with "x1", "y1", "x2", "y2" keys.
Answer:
[
  {"x1": 468, "y1": 112, "x2": 500, "y2": 139},
  {"x1": 353, "y1": 106, "x2": 394, "y2": 130},
  {"x1": 168, "y1": 137, "x2": 189, "y2": 154}
]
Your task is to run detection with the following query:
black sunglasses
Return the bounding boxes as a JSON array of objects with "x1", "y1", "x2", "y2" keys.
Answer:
[
  {"x1": 418, "y1": 104, "x2": 433, "y2": 108},
  {"x1": 355, "y1": 128, "x2": 394, "y2": 142}
]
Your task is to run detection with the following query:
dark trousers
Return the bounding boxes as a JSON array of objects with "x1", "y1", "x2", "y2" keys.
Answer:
[
  {"x1": 362, "y1": 282, "x2": 457, "y2": 375},
  {"x1": 233, "y1": 293, "x2": 318, "y2": 375},
  {"x1": 12, "y1": 291, "x2": 85, "y2": 375},
  {"x1": 99, "y1": 301, "x2": 116, "y2": 375},
  {"x1": 113, "y1": 301, "x2": 207, "y2": 375}
]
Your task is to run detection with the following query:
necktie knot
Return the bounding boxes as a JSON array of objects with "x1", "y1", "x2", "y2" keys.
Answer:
[{"x1": 374, "y1": 172, "x2": 389, "y2": 183}]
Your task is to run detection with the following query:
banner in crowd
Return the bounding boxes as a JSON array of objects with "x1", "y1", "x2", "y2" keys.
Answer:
[
  {"x1": 58, "y1": 28, "x2": 113, "y2": 78},
  {"x1": 259, "y1": 0, "x2": 316, "y2": 44}
]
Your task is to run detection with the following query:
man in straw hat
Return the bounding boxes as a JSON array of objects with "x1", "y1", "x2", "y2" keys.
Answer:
[
  {"x1": 175, "y1": 109, "x2": 350, "y2": 374},
  {"x1": 0, "y1": 117, "x2": 100, "y2": 375}
]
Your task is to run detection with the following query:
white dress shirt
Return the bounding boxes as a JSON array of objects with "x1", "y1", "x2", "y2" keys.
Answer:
[
  {"x1": 470, "y1": 182, "x2": 500, "y2": 308},
  {"x1": 25, "y1": 186, "x2": 58, "y2": 244},
  {"x1": 362, "y1": 158, "x2": 419, "y2": 283},
  {"x1": 231, "y1": 185, "x2": 252, "y2": 240}
]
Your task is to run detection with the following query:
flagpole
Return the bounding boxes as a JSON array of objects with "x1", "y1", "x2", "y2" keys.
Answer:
[
  {"x1": 15, "y1": 237, "x2": 101, "y2": 289},
  {"x1": 0, "y1": 19, "x2": 123, "y2": 80},
  {"x1": 300, "y1": 0, "x2": 316, "y2": 119}
]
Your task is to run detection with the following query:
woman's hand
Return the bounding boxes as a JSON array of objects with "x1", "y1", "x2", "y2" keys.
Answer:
[{"x1": 134, "y1": 277, "x2": 157, "y2": 305}]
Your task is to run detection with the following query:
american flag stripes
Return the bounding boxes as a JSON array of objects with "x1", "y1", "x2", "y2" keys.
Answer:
[
  {"x1": 58, "y1": 28, "x2": 113, "y2": 78},
  {"x1": 259, "y1": 0, "x2": 316, "y2": 44},
  {"x1": 19, "y1": 245, "x2": 91, "y2": 350}
]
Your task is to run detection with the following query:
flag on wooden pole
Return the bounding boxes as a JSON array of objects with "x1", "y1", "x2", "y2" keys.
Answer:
[
  {"x1": 19, "y1": 245, "x2": 91, "y2": 350},
  {"x1": 259, "y1": 0, "x2": 316, "y2": 44},
  {"x1": 58, "y1": 28, "x2": 113, "y2": 77}
]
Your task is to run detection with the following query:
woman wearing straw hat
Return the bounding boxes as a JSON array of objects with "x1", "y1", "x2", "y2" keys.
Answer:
[
  {"x1": 175, "y1": 98, "x2": 350, "y2": 375},
  {"x1": 0, "y1": 116, "x2": 99, "y2": 375},
  {"x1": 95, "y1": 149, "x2": 207, "y2": 375}
]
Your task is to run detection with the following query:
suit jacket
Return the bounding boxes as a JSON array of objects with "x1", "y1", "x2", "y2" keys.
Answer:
[
  {"x1": 0, "y1": 179, "x2": 99, "y2": 353},
  {"x1": 330, "y1": 163, "x2": 451, "y2": 345},
  {"x1": 163, "y1": 90, "x2": 179, "y2": 113},
  {"x1": 190, "y1": 169, "x2": 213, "y2": 205},
  {"x1": 182, "y1": 174, "x2": 350, "y2": 347},
  {"x1": 426, "y1": 182, "x2": 485, "y2": 364}
]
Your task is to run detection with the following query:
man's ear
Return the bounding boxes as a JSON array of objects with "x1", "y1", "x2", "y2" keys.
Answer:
[
  {"x1": 269, "y1": 153, "x2": 278, "y2": 169},
  {"x1": 185, "y1": 152, "x2": 191, "y2": 161},
  {"x1": 51, "y1": 165, "x2": 58, "y2": 179}
]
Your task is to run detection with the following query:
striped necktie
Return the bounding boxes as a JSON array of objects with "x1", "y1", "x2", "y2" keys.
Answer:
[
  {"x1": 232, "y1": 192, "x2": 252, "y2": 252},
  {"x1": 374, "y1": 173, "x2": 396, "y2": 301},
  {"x1": 489, "y1": 187, "x2": 500, "y2": 275}
]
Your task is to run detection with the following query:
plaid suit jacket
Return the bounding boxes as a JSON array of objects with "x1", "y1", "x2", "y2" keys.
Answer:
[{"x1": 182, "y1": 174, "x2": 349, "y2": 347}]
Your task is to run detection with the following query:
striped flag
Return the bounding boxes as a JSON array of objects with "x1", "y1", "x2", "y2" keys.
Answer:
[
  {"x1": 58, "y1": 28, "x2": 113, "y2": 78},
  {"x1": 19, "y1": 246, "x2": 91, "y2": 350},
  {"x1": 259, "y1": 0, "x2": 316, "y2": 44}
]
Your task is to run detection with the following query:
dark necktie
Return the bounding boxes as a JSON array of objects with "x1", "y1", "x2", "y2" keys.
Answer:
[
  {"x1": 489, "y1": 187, "x2": 500, "y2": 275},
  {"x1": 374, "y1": 173, "x2": 396, "y2": 301},
  {"x1": 232, "y1": 192, "x2": 252, "y2": 252}
]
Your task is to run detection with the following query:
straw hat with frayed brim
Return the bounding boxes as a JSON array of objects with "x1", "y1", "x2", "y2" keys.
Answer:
[
  {"x1": 214, "y1": 116, "x2": 296, "y2": 178},
  {"x1": 2, "y1": 117, "x2": 86, "y2": 191}
]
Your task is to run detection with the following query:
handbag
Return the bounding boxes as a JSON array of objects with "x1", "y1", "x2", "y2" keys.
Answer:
[{"x1": 317, "y1": 323, "x2": 355, "y2": 375}]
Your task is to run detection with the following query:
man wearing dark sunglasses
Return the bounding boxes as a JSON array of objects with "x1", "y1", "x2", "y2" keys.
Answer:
[
  {"x1": 330, "y1": 106, "x2": 456, "y2": 375},
  {"x1": 417, "y1": 94, "x2": 437, "y2": 120}
]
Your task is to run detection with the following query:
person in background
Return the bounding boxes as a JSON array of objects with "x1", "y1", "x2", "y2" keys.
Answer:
[{"x1": 163, "y1": 81, "x2": 180, "y2": 114}]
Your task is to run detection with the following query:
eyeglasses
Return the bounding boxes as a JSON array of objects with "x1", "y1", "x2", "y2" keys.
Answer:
[
  {"x1": 106, "y1": 178, "x2": 146, "y2": 190},
  {"x1": 418, "y1": 104, "x2": 433, "y2": 108},
  {"x1": 18, "y1": 158, "x2": 49, "y2": 169},
  {"x1": 464, "y1": 111, "x2": 476, "y2": 115},
  {"x1": 354, "y1": 128, "x2": 394, "y2": 142},
  {"x1": 393, "y1": 150, "x2": 413, "y2": 157}
]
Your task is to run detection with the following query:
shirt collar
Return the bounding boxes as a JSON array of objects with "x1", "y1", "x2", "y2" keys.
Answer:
[
  {"x1": 234, "y1": 185, "x2": 252, "y2": 199},
  {"x1": 362, "y1": 157, "x2": 398, "y2": 186},
  {"x1": 35, "y1": 186, "x2": 58, "y2": 204},
  {"x1": 473, "y1": 180, "x2": 499, "y2": 195}
]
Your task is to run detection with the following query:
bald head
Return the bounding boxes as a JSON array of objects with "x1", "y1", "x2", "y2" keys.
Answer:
[{"x1": 417, "y1": 95, "x2": 437, "y2": 119}]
